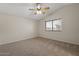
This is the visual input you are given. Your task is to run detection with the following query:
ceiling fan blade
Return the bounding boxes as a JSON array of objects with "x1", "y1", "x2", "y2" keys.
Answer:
[
  {"x1": 41, "y1": 7, "x2": 50, "y2": 10},
  {"x1": 29, "y1": 9, "x2": 34, "y2": 10},
  {"x1": 44, "y1": 7, "x2": 50, "y2": 10}
]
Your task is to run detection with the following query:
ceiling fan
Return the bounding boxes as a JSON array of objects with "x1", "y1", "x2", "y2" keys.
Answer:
[{"x1": 29, "y1": 3, "x2": 50, "y2": 15}]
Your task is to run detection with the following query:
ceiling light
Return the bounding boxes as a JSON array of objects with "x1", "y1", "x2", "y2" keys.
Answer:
[
  {"x1": 36, "y1": 11, "x2": 42, "y2": 14},
  {"x1": 29, "y1": 3, "x2": 50, "y2": 15}
]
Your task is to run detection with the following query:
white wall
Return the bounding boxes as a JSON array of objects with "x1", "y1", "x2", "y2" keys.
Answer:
[
  {"x1": 39, "y1": 4, "x2": 79, "y2": 45},
  {"x1": 0, "y1": 14, "x2": 37, "y2": 45}
]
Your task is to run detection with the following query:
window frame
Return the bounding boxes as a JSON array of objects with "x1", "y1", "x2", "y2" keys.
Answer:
[
  {"x1": 45, "y1": 19, "x2": 62, "y2": 32},
  {"x1": 45, "y1": 20, "x2": 53, "y2": 31}
]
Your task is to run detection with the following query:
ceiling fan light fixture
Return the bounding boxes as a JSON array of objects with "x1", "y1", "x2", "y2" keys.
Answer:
[
  {"x1": 36, "y1": 10, "x2": 42, "y2": 14},
  {"x1": 29, "y1": 3, "x2": 50, "y2": 15}
]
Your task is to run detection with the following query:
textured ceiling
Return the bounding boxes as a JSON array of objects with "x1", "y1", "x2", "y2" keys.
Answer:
[{"x1": 0, "y1": 3, "x2": 71, "y2": 20}]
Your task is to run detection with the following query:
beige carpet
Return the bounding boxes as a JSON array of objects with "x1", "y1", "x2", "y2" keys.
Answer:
[{"x1": 0, "y1": 37, "x2": 79, "y2": 56}]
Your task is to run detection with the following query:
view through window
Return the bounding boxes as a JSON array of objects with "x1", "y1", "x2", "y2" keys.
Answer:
[{"x1": 45, "y1": 19, "x2": 62, "y2": 31}]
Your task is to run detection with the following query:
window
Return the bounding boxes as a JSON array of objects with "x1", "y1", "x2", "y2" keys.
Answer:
[
  {"x1": 45, "y1": 20, "x2": 53, "y2": 31},
  {"x1": 53, "y1": 20, "x2": 62, "y2": 31},
  {"x1": 45, "y1": 19, "x2": 62, "y2": 31}
]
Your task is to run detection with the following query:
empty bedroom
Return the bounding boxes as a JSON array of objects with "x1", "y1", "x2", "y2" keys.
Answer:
[{"x1": 0, "y1": 3, "x2": 79, "y2": 56}]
